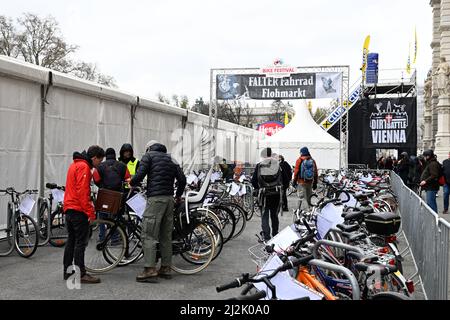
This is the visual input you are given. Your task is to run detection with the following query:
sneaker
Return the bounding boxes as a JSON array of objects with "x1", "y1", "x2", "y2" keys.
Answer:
[
  {"x1": 136, "y1": 267, "x2": 159, "y2": 283},
  {"x1": 443, "y1": 210, "x2": 449, "y2": 214},
  {"x1": 158, "y1": 266, "x2": 172, "y2": 279},
  {"x1": 80, "y1": 273, "x2": 101, "y2": 284}
]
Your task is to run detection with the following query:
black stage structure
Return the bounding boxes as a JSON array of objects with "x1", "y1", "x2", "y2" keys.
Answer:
[{"x1": 329, "y1": 80, "x2": 417, "y2": 169}]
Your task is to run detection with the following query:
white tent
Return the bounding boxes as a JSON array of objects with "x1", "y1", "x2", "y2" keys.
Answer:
[{"x1": 259, "y1": 102, "x2": 340, "y2": 169}]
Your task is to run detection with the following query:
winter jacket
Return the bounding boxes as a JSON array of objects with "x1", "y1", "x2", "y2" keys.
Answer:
[
  {"x1": 63, "y1": 151, "x2": 96, "y2": 220},
  {"x1": 396, "y1": 158, "x2": 410, "y2": 184},
  {"x1": 119, "y1": 143, "x2": 140, "y2": 174},
  {"x1": 280, "y1": 160, "x2": 293, "y2": 189},
  {"x1": 443, "y1": 158, "x2": 450, "y2": 185},
  {"x1": 420, "y1": 158, "x2": 441, "y2": 191},
  {"x1": 130, "y1": 143, "x2": 186, "y2": 197},
  {"x1": 293, "y1": 156, "x2": 318, "y2": 185},
  {"x1": 408, "y1": 156, "x2": 421, "y2": 185},
  {"x1": 93, "y1": 154, "x2": 130, "y2": 192}
]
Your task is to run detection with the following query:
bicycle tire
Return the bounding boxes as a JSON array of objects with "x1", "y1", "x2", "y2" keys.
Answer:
[
  {"x1": 38, "y1": 200, "x2": 49, "y2": 240},
  {"x1": 117, "y1": 214, "x2": 144, "y2": 266},
  {"x1": 48, "y1": 208, "x2": 68, "y2": 247},
  {"x1": 85, "y1": 219, "x2": 127, "y2": 274},
  {"x1": 189, "y1": 221, "x2": 223, "y2": 262},
  {"x1": 209, "y1": 205, "x2": 236, "y2": 244},
  {"x1": 221, "y1": 202, "x2": 247, "y2": 239},
  {"x1": 172, "y1": 223, "x2": 216, "y2": 274},
  {"x1": 14, "y1": 213, "x2": 39, "y2": 258}
]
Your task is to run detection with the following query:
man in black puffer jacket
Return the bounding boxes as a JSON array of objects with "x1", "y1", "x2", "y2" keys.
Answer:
[{"x1": 129, "y1": 141, "x2": 186, "y2": 282}]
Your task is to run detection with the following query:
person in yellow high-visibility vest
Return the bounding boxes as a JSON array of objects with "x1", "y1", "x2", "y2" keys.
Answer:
[{"x1": 119, "y1": 144, "x2": 140, "y2": 178}]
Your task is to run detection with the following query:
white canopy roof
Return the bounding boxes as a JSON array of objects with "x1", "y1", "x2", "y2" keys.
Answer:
[
  {"x1": 265, "y1": 101, "x2": 339, "y2": 145},
  {"x1": 259, "y1": 102, "x2": 340, "y2": 169}
]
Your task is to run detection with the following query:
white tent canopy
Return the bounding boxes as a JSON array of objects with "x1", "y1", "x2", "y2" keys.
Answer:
[{"x1": 259, "y1": 101, "x2": 340, "y2": 169}]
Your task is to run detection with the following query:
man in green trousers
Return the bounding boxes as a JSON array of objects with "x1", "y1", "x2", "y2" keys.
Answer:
[{"x1": 129, "y1": 140, "x2": 186, "y2": 282}]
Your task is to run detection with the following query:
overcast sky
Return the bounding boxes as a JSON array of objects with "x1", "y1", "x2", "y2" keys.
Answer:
[{"x1": 1, "y1": 0, "x2": 432, "y2": 105}]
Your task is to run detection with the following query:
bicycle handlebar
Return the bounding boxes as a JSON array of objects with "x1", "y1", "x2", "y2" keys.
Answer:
[
  {"x1": 0, "y1": 188, "x2": 38, "y2": 195},
  {"x1": 216, "y1": 254, "x2": 315, "y2": 293},
  {"x1": 318, "y1": 198, "x2": 342, "y2": 209}
]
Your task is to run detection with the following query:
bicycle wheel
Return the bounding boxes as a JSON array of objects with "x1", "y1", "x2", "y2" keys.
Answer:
[
  {"x1": 209, "y1": 205, "x2": 236, "y2": 244},
  {"x1": 171, "y1": 223, "x2": 216, "y2": 274},
  {"x1": 85, "y1": 219, "x2": 127, "y2": 274},
  {"x1": 118, "y1": 215, "x2": 144, "y2": 266},
  {"x1": 14, "y1": 213, "x2": 39, "y2": 258},
  {"x1": 48, "y1": 207, "x2": 68, "y2": 247},
  {"x1": 198, "y1": 222, "x2": 223, "y2": 262},
  {"x1": 38, "y1": 200, "x2": 49, "y2": 240},
  {"x1": 220, "y1": 202, "x2": 246, "y2": 239}
]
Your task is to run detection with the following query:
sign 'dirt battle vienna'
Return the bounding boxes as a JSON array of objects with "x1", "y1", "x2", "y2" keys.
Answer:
[
  {"x1": 362, "y1": 98, "x2": 417, "y2": 149},
  {"x1": 216, "y1": 73, "x2": 342, "y2": 100}
]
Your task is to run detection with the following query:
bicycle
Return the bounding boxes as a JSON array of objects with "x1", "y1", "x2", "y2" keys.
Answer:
[
  {"x1": 0, "y1": 188, "x2": 39, "y2": 258},
  {"x1": 37, "y1": 183, "x2": 68, "y2": 247}
]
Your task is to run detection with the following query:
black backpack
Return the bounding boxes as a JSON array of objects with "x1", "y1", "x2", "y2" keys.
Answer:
[
  {"x1": 99, "y1": 161, "x2": 125, "y2": 192},
  {"x1": 257, "y1": 159, "x2": 282, "y2": 196}
]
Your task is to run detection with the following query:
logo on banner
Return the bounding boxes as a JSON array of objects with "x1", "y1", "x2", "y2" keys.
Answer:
[
  {"x1": 260, "y1": 59, "x2": 298, "y2": 78},
  {"x1": 370, "y1": 101, "x2": 408, "y2": 144},
  {"x1": 257, "y1": 121, "x2": 284, "y2": 136}
]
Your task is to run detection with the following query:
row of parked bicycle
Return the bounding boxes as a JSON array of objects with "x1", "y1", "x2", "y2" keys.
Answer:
[
  {"x1": 217, "y1": 169, "x2": 414, "y2": 300},
  {"x1": 0, "y1": 168, "x2": 257, "y2": 276}
]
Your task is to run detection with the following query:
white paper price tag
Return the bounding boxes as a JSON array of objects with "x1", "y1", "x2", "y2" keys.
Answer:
[
  {"x1": 126, "y1": 193, "x2": 147, "y2": 218},
  {"x1": 51, "y1": 189, "x2": 65, "y2": 203},
  {"x1": 19, "y1": 195, "x2": 36, "y2": 215}
]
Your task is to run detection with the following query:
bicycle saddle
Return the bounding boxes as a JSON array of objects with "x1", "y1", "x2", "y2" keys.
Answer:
[{"x1": 336, "y1": 223, "x2": 360, "y2": 233}]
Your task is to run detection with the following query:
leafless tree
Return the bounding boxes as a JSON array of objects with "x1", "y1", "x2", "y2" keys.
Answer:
[
  {"x1": 218, "y1": 99, "x2": 255, "y2": 128},
  {"x1": 269, "y1": 100, "x2": 292, "y2": 123},
  {"x1": 0, "y1": 16, "x2": 19, "y2": 58},
  {"x1": 0, "y1": 13, "x2": 116, "y2": 87},
  {"x1": 16, "y1": 13, "x2": 78, "y2": 71}
]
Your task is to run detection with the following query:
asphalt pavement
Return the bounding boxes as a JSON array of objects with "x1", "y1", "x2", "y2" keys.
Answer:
[{"x1": 0, "y1": 197, "x2": 302, "y2": 300}]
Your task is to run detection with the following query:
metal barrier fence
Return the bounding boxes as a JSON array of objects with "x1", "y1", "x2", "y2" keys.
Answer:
[{"x1": 391, "y1": 172, "x2": 450, "y2": 300}]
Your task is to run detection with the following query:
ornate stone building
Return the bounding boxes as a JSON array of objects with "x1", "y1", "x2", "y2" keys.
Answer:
[{"x1": 424, "y1": 0, "x2": 450, "y2": 160}]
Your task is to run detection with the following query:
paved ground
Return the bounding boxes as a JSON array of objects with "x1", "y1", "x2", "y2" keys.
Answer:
[
  {"x1": 0, "y1": 194, "x2": 426, "y2": 300},
  {"x1": 0, "y1": 197, "x2": 302, "y2": 300}
]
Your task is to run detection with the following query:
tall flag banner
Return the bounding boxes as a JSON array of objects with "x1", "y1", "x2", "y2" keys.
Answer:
[
  {"x1": 413, "y1": 27, "x2": 418, "y2": 64},
  {"x1": 284, "y1": 111, "x2": 289, "y2": 125},
  {"x1": 407, "y1": 43, "x2": 411, "y2": 74},
  {"x1": 361, "y1": 35, "x2": 371, "y2": 83}
]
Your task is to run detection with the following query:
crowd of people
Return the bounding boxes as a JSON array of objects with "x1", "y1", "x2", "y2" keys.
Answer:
[
  {"x1": 379, "y1": 150, "x2": 450, "y2": 215},
  {"x1": 63, "y1": 141, "x2": 186, "y2": 284}
]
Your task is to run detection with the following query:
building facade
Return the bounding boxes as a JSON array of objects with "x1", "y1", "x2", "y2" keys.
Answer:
[{"x1": 424, "y1": 0, "x2": 450, "y2": 160}]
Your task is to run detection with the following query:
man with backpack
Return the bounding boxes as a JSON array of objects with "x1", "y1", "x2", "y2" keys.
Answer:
[
  {"x1": 251, "y1": 148, "x2": 289, "y2": 241},
  {"x1": 420, "y1": 149, "x2": 442, "y2": 213},
  {"x1": 93, "y1": 148, "x2": 131, "y2": 242},
  {"x1": 293, "y1": 147, "x2": 318, "y2": 210}
]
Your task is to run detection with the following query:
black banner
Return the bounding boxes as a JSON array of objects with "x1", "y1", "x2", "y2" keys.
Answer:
[
  {"x1": 362, "y1": 98, "x2": 417, "y2": 149},
  {"x1": 216, "y1": 73, "x2": 317, "y2": 100}
]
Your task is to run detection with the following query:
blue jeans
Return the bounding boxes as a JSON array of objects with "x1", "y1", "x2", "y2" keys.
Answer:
[
  {"x1": 444, "y1": 184, "x2": 450, "y2": 211},
  {"x1": 426, "y1": 190, "x2": 438, "y2": 213}
]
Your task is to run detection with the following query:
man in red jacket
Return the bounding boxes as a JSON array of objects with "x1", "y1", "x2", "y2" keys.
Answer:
[{"x1": 63, "y1": 145, "x2": 105, "y2": 284}]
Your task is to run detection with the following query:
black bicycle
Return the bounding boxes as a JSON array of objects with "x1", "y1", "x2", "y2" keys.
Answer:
[
  {"x1": 37, "y1": 183, "x2": 68, "y2": 247},
  {"x1": 0, "y1": 188, "x2": 39, "y2": 258}
]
